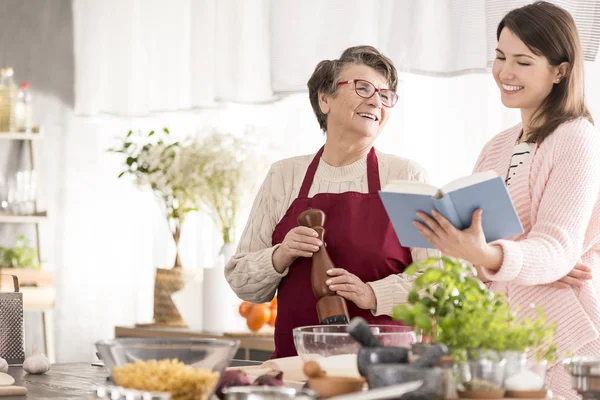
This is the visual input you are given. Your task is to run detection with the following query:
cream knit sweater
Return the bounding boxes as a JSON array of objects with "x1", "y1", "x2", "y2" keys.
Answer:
[
  {"x1": 476, "y1": 119, "x2": 600, "y2": 398},
  {"x1": 224, "y1": 149, "x2": 440, "y2": 316}
]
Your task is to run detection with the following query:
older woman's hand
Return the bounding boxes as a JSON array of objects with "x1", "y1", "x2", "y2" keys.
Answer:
[
  {"x1": 272, "y1": 226, "x2": 323, "y2": 273},
  {"x1": 325, "y1": 268, "x2": 377, "y2": 310}
]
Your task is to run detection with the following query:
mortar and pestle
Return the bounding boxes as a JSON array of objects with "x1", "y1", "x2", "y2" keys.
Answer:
[
  {"x1": 347, "y1": 317, "x2": 411, "y2": 377},
  {"x1": 303, "y1": 360, "x2": 365, "y2": 399},
  {"x1": 348, "y1": 317, "x2": 447, "y2": 400},
  {"x1": 297, "y1": 209, "x2": 350, "y2": 325}
]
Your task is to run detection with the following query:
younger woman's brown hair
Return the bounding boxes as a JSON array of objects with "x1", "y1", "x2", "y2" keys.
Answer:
[{"x1": 498, "y1": 1, "x2": 593, "y2": 143}]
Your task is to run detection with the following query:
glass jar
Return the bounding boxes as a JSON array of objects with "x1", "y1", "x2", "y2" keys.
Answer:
[
  {"x1": 458, "y1": 356, "x2": 506, "y2": 392},
  {"x1": 503, "y1": 350, "x2": 546, "y2": 391}
]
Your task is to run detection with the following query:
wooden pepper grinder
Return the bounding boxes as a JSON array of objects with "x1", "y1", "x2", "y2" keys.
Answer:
[{"x1": 298, "y1": 208, "x2": 350, "y2": 325}]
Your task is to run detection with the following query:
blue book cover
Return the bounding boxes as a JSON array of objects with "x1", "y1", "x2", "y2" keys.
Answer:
[{"x1": 379, "y1": 171, "x2": 523, "y2": 249}]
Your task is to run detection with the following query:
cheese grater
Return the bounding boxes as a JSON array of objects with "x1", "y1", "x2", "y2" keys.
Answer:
[{"x1": 0, "y1": 274, "x2": 25, "y2": 365}]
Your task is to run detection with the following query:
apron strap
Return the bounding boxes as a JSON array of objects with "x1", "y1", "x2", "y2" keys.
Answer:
[
  {"x1": 298, "y1": 146, "x2": 325, "y2": 198},
  {"x1": 366, "y1": 147, "x2": 381, "y2": 193},
  {"x1": 298, "y1": 145, "x2": 381, "y2": 197}
]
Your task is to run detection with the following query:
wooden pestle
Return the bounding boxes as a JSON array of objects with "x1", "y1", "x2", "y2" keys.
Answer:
[{"x1": 298, "y1": 209, "x2": 350, "y2": 325}]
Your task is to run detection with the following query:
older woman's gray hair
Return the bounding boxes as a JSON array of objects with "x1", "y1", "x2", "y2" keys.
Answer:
[{"x1": 307, "y1": 45, "x2": 398, "y2": 133}]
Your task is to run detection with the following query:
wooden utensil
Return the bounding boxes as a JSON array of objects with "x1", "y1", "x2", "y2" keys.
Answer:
[
  {"x1": 0, "y1": 386, "x2": 27, "y2": 396},
  {"x1": 505, "y1": 389, "x2": 549, "y2": 398},
  {"x1": 303, "y1": 360, "x2": 365, "y2": 399}
]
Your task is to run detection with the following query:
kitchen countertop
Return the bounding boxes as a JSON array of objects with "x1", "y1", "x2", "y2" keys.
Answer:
[
  {"x1": 4, "y1": 360, "x2": 262, "y2": 400},
  {"x1": 4, "y1": 362, "x2": 567, "y2": 400}
]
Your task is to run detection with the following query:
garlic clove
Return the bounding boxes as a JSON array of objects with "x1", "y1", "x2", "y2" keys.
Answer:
[
  {"x1": 0, "y1": 357, "x2": 7, "y2": 374},
  {"x1": 22, "y1": 346, "x2": 50, "y2": 375},
  {"x1": 0, "y1": 372, "x2": 14, "y2": 386}
]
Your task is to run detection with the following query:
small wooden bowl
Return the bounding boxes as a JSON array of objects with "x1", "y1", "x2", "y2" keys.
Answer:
[
  {"x1": 457, "y1": 389, "x2": 506, "y2": 399},
  {"x1": 308, "y1": 376, "x2": 366, "y2": 399},
  {"x1": 505, "y1": 389, "x2": 549, "y2": 398}
]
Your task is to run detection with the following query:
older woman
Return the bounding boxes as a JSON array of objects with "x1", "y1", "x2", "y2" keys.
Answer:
[{"x1": 225, "y1": 45, "x2": 438, "y2": 358}]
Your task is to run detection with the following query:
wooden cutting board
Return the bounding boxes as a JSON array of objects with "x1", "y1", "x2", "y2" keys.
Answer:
[{"x1": 0, "y1": 386, "x2": 27, "y2": 396}]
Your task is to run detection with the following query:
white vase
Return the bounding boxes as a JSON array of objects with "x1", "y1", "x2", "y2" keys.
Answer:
[
  {"x1": 171, "y1": 277, "x2": 204, "y2": 331},
  {"x1": 202, "y1": 243, "x2": 246, "y2": 334}
]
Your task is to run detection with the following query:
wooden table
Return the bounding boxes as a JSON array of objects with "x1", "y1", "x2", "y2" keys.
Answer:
[
  {"x1": 115, "y1": 325, "x2": 275, "y2": 361},
  {"x1": 5, "y1": 363, "x2": 106, "y2": 399},
  {"x1": 4, "y1": 360, "x2": 262, "y2": 400}
]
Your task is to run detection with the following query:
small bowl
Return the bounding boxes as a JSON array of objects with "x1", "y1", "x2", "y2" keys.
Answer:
[
  {"x1": 293, "y1": 325, "x2": 415, "y2": 361},
  {"x1": 308, "y1": 376, "x2": 366, "y2": 398},
  {"x1": 223, "y1": 386, "x2": 319, "y2": 400}
]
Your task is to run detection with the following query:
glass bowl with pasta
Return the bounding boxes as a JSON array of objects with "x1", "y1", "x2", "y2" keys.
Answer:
[{"x1": 95, "y1": 337, "x2": 240, "y2": 400}]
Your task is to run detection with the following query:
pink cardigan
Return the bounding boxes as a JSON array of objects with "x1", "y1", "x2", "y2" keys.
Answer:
[{"x1": 476, "y1": 118, "x2": 600, "y2": 364}]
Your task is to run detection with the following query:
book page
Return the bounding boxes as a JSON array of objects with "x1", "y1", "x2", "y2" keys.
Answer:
[
  {"x1": 441, "y1": 170, "x2": 498, "y2": 194},
  {"x1": 381, "y1": 180, "x2": 438, "y2": 196}
]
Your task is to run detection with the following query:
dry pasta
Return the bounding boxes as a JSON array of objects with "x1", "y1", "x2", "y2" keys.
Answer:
[{"x1": 113, "y1": 359, "x2": 220, "y2": 400}]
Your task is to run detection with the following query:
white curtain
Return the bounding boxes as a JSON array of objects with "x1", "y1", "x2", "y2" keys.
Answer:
[
  {"x1": 73, "y1": 0, "x2": 599, "y2": 115},
  {"x1": 72, "y1": 0, "x2": 274, "y2": 116}
]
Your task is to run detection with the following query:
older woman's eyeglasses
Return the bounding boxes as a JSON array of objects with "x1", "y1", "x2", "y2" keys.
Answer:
[{"x1": 337, "y1": 79, "x2": 398, "y2": 108}]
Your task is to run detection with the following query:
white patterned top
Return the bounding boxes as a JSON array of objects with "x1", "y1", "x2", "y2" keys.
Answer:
[{"x1": 505, "y1": 142, "x2": 535, "y2": 186}]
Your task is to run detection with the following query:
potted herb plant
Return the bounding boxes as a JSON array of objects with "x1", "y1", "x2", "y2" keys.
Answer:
[{"x1": 393, "y1": 257, "x2": 557, "y2": 399}]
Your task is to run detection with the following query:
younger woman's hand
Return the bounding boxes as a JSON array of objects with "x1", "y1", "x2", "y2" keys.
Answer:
[{"x1": 414, "y1": 209, "x2": 489, "y2": 266}]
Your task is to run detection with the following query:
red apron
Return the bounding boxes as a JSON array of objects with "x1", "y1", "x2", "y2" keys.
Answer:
[{"x1": 271, "y1": 146, "x2": 413, "y2": 358}]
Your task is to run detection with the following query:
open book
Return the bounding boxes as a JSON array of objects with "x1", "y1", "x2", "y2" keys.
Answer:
[{"x1": 379, "y1": 170, "x2": 523, "y2": 249}]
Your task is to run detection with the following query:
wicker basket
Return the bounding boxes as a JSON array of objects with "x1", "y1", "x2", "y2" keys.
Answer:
[{"x1": 152, "y1": 267, "x2": 193, "y2": 327}]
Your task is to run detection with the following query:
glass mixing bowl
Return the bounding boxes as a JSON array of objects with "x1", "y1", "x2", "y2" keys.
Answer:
[
  {"x1": 293, "y1": 324, "x2": 415, "y2": 361},
  {"x1": 95, "y1": 337, "x2": 240, "y2": 397}
]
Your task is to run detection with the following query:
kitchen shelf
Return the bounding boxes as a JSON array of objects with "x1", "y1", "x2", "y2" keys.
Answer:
[
  {"x1": 0, "y1": 130, "x2": 44, "y2": 140},
  {"x1": 0, "y1": 211, "x2": 47, "y2": 223}
]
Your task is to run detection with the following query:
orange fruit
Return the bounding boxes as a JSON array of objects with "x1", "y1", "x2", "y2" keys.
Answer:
[
  {"x1": 270, "y1": 296, "x2": 278, "y2": 309},
  {"x1": 246, "y1": 304, "x2": 271, "y2": 332},
  {"x1": 239, "y1": 302, "x2": 253, "y2": 318},
  {"x1": 247, "y1": 318, "x2": 264, "y2": 332},
  {"x1": 267, "y1": 308, "x2": 277, "y2": 327}
]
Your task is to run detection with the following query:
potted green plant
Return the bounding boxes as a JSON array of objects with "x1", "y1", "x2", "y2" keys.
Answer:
[
  {"x1": 0, "y1": 235, "x2": 40, "y2": 270},
  {"x1": 0, "y1": 235, "x2": 54, "y2": 288},
  {"x1": 109, "y1": 128, "x2": 199, "y2": 268},
  {"x1": 393, "y1": 258, "x2": 507, "y2": 397},
  {"x1": 393, "y1": 257, "x2": 557, "y2": 398},
  {"x1": 392, "y1": 258, "x2": 506, "y2": 359},
  {"x1": 185, "y1": 130, "x2": 264, "y2": 333},
  {"x1": 108, "y1": 128, "x2": 200, "y2": 327},
  {"x1": 187, "y1": 130, "x2": 262, "y2": 248}
]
